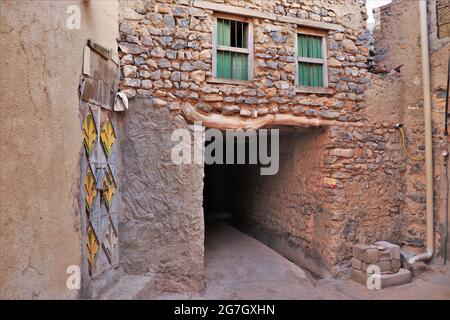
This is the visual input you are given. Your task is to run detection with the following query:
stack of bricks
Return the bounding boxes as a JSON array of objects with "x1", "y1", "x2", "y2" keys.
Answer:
[{"x1": 352, "y1": 241, "x2": 401, "y2": 274}]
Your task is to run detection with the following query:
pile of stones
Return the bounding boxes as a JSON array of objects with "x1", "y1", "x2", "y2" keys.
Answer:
[
  {"x1": 351, "y1": 241, "x2": 412, "y2": 288},
  {"x1": 352, "y1": 240, "x2": 401, "y2": 274}
]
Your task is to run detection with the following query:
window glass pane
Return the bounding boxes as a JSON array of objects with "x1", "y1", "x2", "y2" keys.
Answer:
[
  {"x1": 232, "y1": 52, "x2": 248, "y2": 80},
  {"x1": 218, "y1": 51, "x2": 248, "y2": 80},
  {"x1": 297, "y1": 34, "x2": 322, "y2": 59},
  {"x1": 217, "y1": 18, "x2": 247, "y2": 48},
  {"x1": 217, "y1": 18, "x2": 231, "y2": 46},
  {"x1": 298, "y1": 62, "x2": 323, "y2": 87},
  {"x1": 217, "y1": 19, "x2": 224, "y2": 46},
  {"x1": 217, "y1": 51, "x2": 231, "y2": 79},
  {"x1": 230, "y1": 20, "x2": 247, "y2": 48}
]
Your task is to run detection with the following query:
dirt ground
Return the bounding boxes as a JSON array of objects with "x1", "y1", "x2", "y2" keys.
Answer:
[{"x1": 153, "y1": 222, "x2": 450, "y2": 300}]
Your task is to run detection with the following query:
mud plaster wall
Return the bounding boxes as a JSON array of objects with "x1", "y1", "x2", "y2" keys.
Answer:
[
  {"x1": 0, "y1": 0, "x2": 118, "y2": 299},
  {"x1": 373, "y1": 0, "x2": 450, "y2": 256},
  {"x1": 119, "y1": 98, "x2": 204, "y2": 292}
]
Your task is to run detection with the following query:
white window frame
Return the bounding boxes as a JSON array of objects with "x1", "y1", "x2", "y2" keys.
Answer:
[
  {"x1": 295, "y1": 28, "x2": 330, "y2": 93},
  {"x1": 211, "y1": 13, "x2": 254, "y2": 84}
]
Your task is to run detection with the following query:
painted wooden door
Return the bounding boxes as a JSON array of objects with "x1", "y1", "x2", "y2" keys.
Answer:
[{"x1": 81, "y1": 102, "x2": 119, "y2": 279}]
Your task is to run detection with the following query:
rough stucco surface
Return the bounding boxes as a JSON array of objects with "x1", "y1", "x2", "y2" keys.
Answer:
[
  {"x1": 119, "y1": 98, "x2": 204, "y2": 292},
  {"x1": 0, "y1": 0, "x2": 118, "y2": 299},
  {"x1": 373, "y1": 0, "x2": 450, "y2": 256}
]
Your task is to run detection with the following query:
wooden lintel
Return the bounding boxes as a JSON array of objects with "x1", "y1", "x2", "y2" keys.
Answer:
[
  {"x1": 194, "y1": 0, "x2": 277, "y2": 20},
  {"x1": 278, "y1": 16, "x2": 345, "y2": 32},
  {"x1": 181, "y1": 103, "x2": 363, "y2": 130}
]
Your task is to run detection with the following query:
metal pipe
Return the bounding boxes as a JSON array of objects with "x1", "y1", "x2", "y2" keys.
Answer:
[
  {"x1": 408, "y1": 0, "x2": 434, "y2": 265},
  {"x1": 443, "y1": 151, "x2": 449, "y2": 264},
  {"x1": 444, "y1": 55, "x2": 449, "y2": 136}
]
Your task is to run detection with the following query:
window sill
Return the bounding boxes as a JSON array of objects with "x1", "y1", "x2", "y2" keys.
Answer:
[
  {"x1": 207, "y1": 77, "x2": 254, "y2": 86},
  {"x1": 295, "y1": 86, "x2": 334, "y2": 95}
]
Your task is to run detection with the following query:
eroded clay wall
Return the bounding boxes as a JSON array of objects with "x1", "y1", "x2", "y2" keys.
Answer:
[
  {"x1": 119, "y1": 99, "x2": 204, "y2": 292},
  {"x1": 0, "y1": 0, "x2": 118, "y2": 299}
]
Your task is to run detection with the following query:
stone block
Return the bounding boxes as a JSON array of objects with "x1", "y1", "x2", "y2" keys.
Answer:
[
  {"x1": 375, "y1": 241, "x2": 400, "y2": 260},
  {"x1": 362, "y1": 262, "x2": 370, "y2": 272},
  {"x1": 351, "y1": 258, "x2": 362, "y2": 271},
  {"x1": 331, "y1": 148, "x2": 354, "y2": 158},
  {"x1": 391, "y1": 259, "x2": 401, "y2": 272},
  {"x1": 353, "y1": 244, "x2": 372, "y2": 260},
  {"x1": 351, "y1": 269, "x2": 368, "y2": 285},
  {"x1": 365, "y1": 248, "x2": 379, "y2": 264},
  {"x1": 379, "y1": 250, "x2": 391, "y2": 260},
  {"x1": 377, "y1": 260, "x2": 391, "y2": 273},
  {"x1": 380, "y1": 269, "x2": 412, "y2": 288},
  {"x1": 351, "y1": 268, "x2": 412, "y2": 289}
]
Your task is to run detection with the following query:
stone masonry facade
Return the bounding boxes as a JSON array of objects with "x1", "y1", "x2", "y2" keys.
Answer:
[{"x1": 119, "y1": 0, "x2": 369, "y2": 120}]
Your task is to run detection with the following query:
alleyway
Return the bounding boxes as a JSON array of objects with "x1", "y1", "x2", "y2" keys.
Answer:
[{"x1": 154, "y1": 222, "x2": 450, "y2": 300}]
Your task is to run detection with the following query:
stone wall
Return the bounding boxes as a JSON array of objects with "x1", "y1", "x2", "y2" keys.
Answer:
[
  {"x1": 373, "y1": 0, "x2": 450, "y2": 257},
  {"x1": 0, "y1": 0, "x2": 119, "y2": 299},
  {"x1": 118, "y1": 0, "x2": 369, "y2": 121}
]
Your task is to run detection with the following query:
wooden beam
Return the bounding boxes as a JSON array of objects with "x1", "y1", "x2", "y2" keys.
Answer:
[
  {"x1": 181, "y1": 103, "x2": 363, "y2": 130},
  {"x1": 193, "y1": 0, "x2": 277, "y2": 20},
  {"x1": 278, "y1": 16, "x2": 345, "y2": 32}
]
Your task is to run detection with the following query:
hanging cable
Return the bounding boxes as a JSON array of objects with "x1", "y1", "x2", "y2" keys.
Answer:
[{"x1": 397, "y1": 125, "x2": 425, "y2": 161}]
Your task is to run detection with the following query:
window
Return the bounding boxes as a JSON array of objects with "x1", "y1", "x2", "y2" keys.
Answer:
[
  {"x1": 296, "y1": 30, "x2": 328, "y2": 88},
  {"x1": 213, "y1": 16, "x2": 253, "y2": 82}
]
